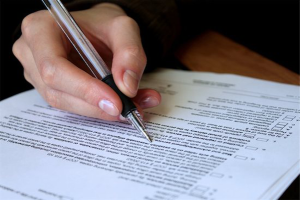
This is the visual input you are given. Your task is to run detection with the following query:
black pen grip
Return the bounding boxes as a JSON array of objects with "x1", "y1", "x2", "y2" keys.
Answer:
[{"x1": 102, "y1": 74, "x2": 137, "y2": 117}]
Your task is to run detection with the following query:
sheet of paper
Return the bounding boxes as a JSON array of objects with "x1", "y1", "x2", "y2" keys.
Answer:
[{"x1": 0, "y1": 69, "x2": 299, "y2": 200}]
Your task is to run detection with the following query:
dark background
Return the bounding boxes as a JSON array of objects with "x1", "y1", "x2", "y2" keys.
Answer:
[
  {"x1": 0, "y1": 0, "x2": 299, "y2": 100},
  {"x1": 0, "y1": 0, "x2": 299, "y2": 199}
]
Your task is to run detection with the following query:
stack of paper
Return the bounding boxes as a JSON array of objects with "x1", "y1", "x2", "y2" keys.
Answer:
[{"x1": 0, "y1": 69, "x2": 299, "y2": 200}]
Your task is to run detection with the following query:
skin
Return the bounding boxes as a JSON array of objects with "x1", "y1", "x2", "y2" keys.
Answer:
[{"x1": 12, "y1": 3, "x2": 161, "y2": 121}]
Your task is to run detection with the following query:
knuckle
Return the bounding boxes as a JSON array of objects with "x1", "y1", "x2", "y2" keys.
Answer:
[
  {"x1": 112, "y1": 15, "x2": 139, "y2": 29},
  {"x1": 38, "y1": 58, "x2": 56, "y2": 87},
  {"x1": 44, "y1": 89, "x2": 60, "y2": 108},
  {"x1": 23, "y1": 72, "x2": 32, "y2": 85},
  {"x1": 12, "y1": 39, "x2": 23, "y2": 60},
  {"x1": 123, "y1": 45, "x2": 147, "y2": 66},
  {"x1": 124, "y1": 45, "x2": 141, "y2": 57},
  {"x1": 23, "y1": 71, "x2": 30, "y2": 81},
  {"x1": 81, "y1": 81, "x2": 100, "y2": 105},
  {"x1": 21, "y1": 13, "x2": 36, "y2": 37},
  {"x1": 21, "y1": 11, "x2": 49, "y2": 37},
  {"x1": 138, "y1": 49, "x2": 147, "y2": 66}
]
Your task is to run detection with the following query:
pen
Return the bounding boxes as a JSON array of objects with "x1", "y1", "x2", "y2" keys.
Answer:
[{"x1": 41, "y1": 0, "x2": 152, "y2": 142}]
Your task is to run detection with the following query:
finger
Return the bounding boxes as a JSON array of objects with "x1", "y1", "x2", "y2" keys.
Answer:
[
  {"x1": 98, "y1": 16, "x2": 147, "y2": 98},
  {"x1": 13, "y1": 36, "x2": 36, "y2": 86},
  {"x1": 133, "y1": 89, "x2": 161, "y2": 109},
  {"x1": 42, "y1": 87, "x2": 121, "y2": 121},
  {"x1": 21, "y1": 11, "x2": 122, "y2": 117},
  {"x1": 13, "y1": 38, "x2": 121, "y2": 121}
]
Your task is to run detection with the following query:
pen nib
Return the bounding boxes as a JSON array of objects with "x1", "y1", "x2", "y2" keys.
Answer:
[
  {"x1": 142, "y1": 129, "x2": 152, "y2": 143},
  {"x1": 126, "y1": 111, "x2": 152, "y2": 142}
]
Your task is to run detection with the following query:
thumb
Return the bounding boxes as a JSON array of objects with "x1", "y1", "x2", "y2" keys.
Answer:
[{"x1": 105, "y1": 16, "x2": 147, "y2": 98}]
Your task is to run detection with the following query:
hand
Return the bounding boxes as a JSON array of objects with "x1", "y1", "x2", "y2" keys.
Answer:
[{"x1": 13, "y1": 3, "x2": 161, "y2": 121}]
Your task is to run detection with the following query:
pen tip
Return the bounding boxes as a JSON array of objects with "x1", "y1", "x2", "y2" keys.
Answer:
[
  {"x1": 126, "y1": 111, "x2": 152, "y2": 142},
  {"x1": 143, "y1": 129, "x2": 152, "y2": 143}
]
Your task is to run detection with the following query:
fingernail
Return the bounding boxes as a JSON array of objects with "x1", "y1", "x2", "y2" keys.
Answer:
[
  {"x1": 123, "y1": 70, "x2": 139, "y2": 96},
  {"x1": 139, "y1": 96, "x2": 160, "y2": 109},
  {"x1": 119, "y1": 115, "x2": 127, "y2": 121},
  {"x1": 99, "y1": 100, "x2": 119, "y2": 116}
]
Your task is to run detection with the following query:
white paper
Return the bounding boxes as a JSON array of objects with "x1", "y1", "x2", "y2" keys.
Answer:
[{"x1": 0, "y1": 69, "x2": 299, "y2": 200}]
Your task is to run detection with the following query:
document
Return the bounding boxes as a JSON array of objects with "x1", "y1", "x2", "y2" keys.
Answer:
[{"x1": 0, "y1": 69, "x2": 299, "y2": 200}]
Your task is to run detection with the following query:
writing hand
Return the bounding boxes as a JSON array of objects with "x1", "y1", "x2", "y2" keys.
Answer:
[{"x1": 13, "y1": 3, "x2": 161, "y2": 121}]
